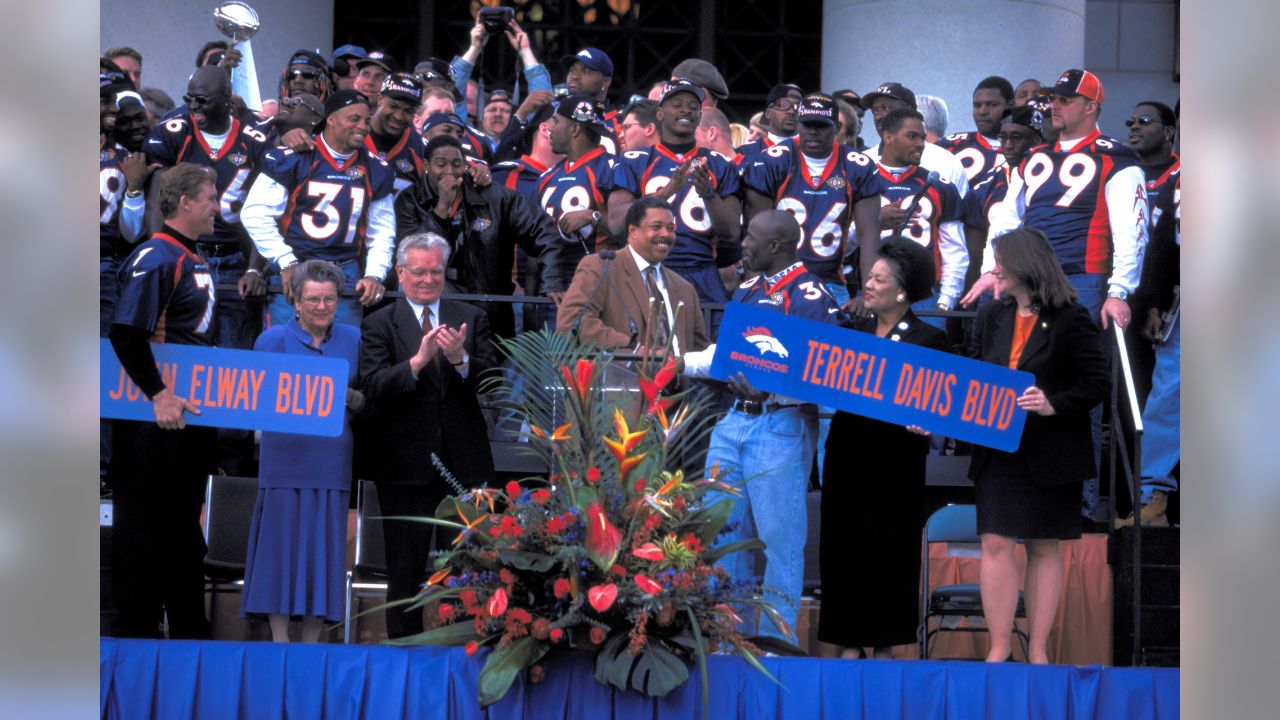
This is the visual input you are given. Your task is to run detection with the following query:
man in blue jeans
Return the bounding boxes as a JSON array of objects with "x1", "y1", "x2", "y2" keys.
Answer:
[
  {"x1": 963, "y1": 69, "x2": 1148, "y2": 522},
  {"x1": 684, "y1": 210, "x2": 840, "y2": 640}
]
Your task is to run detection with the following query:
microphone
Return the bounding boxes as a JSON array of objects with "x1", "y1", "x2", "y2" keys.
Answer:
[
  {"x1": 896, "y1": 170, "x2": 940, "y2": 237},
  {"x1": 570, "y1": 249, "x2": 618, "y2": 336}
]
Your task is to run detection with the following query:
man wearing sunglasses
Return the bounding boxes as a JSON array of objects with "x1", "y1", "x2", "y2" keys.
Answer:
[
  {"x1": 962, "y1": 68, "x2": 1148, "y2": 525},
  {"x1": 277, "y1": 50, "x2": 333, "y2": 102},
  {"x1": 736, "y1": 84, "x2": 803, "y2": 165}
]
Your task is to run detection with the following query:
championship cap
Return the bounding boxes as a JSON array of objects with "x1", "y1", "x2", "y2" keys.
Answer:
[
  {"x1": 288, "y1": 50, "x2": 329, "y2": 73},
  {"x1": 797, "y1": 93, "x2": 837, "y2": 126},
  {"x1": 659, "y1": 78, "x2": 705, "y2": 105},
  {"x1": 486, "y1": 88, "x2": 514, "y2": 107},
  {"x1": 559, "y1": 47, "x2": 614, "y2": 77},
  {"x1": 101, "y1": 66, "x2": 132, "y2": 97},
  {"x1": 671, "y1": 58, "x2": 729, "y2": 100},
  {"x1": 1048, "y1": 69, "x2": 1104, "y2": 104},
  {"x1": 356, "y1": 51, "x2": 394, "y2": 74},
  {"x1": 553, "y1": 93, "x2": 609, "y2": 133},
  {"x1": 422, "y1": 112, "x2": 467, "y2": 133},
  {"x1": 380, "y1": 72, "x2": 425, "y2": 104},
  {"x1": 332, "y1": 44, "x2": 367, "y2": 61},
  {"x1": 767, "y1": 83, "x2": 804, "y2": 105},
  {"x1": 860, "y1": 82, "x2": 916, "y2": 110},
  {"x1": 1001, "y1": 105, "x2": 1045, "y2": 137}
]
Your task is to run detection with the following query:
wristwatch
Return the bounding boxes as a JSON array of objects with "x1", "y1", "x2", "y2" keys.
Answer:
[{"x1": 1107, "y1": 289, "x2": 1129, "y2": 301}]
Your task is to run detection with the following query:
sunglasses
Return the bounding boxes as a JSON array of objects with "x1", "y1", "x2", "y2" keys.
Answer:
[
  {"x1": 770, "y1": 98, "x2": 800, "y2": 111},
  {"x1": 289, "y1": 68, "x2": 319, "y2": 79},
  {"x1": 280, "y1": 96, "x2": 321, "y2": 112},
  {"x1": 1125, "y1": 115, "x2": 1160, "y2": 128},
  {"x1": 183, "y1": 93, "x2": 226, "y2": 107}
]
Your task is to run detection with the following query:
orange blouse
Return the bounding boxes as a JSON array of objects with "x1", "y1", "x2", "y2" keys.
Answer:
[{"x1": 1008, "y1": 312, "x2": 1038, "y2": 369}]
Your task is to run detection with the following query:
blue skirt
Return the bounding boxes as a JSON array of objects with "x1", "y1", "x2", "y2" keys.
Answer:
[{"x1": 240, "y1": 487, "x2": 349, "y2": 621}]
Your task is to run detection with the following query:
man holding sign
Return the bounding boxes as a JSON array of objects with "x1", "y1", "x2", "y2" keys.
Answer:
[
  {"x1": 106, "y1": 164, "x2": 220, "y2": 638},
  {"x1": 683, "y1": 210, "x2": 839, "y2": 641}
]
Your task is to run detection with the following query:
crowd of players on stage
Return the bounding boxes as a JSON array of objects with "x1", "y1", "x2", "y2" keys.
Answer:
[{"x1": 99, "y1": 11, "x2": 1180, "y2": 653}]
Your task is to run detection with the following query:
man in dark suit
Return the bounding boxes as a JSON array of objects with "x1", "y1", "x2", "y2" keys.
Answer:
[
  {"x1": 358, "y1": 231, "x2": 497, "y2": 639},
  {"x1": 555, "y1": 195, "x2": 709, "y2": 355}
]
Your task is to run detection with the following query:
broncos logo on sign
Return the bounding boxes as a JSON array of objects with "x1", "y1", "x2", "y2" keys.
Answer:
[{"x1": 742, "y1": 326, "x2": 789, "y2": 358}]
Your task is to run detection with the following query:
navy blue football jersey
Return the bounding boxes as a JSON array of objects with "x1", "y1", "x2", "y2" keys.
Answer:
[
  {"x1": 743, "y1": 139, "x2": 885, "y2": 283},
  {"x1": 100, "y1": 142, "x2": 129, "y2": 258},
  {"x1": 1143, "y1": 157, "x2": 1180, "y2": 231},
  {"x1": 611, "y1": 143, "x2": 741, "y2": 267},
  {"x1": 963, "y1": 165, "x2": 1012, "y2": 234},
  {"x1": 261, "y1": 144, "x2": 396, "y2": 264},
  {"x1": 538, "y1": 147, "x2": 614, "y2": 234},
  {"x1": 937, "y1": 132, "x2": 1005, "y2": 188},
  {"x1": 144, "y1": 113, "x2": 272, "y2": 243},
  {"x1": 876, "y1": 165, "x2": 964, "y2": 245},
  {"x1": 114, "y1": 232, "x2": 217, "y2": 346},
  {"x1": 735, "y1": 135, "x2": 787, "y2": 168},
  {"x1": 1019, "y1": 131, "x2": 1143, "y2": 275},
  {"x1": 492, "y1": 155, "x2": 550, "y2": 202},
  {"x1": 733, "y1": 261, "x2": 840, "y2": 324},
  {"x1": 364, "y1": 128, "x2": 426, "y2": 197}
]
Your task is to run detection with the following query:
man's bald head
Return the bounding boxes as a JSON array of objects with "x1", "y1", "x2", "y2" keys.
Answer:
[
  {"x1": 741, "y1": 209, "x2": 801, "y2": 274},
  {"x1": 186, "y1": 66, "x2": 233, "y2": 133},
  {"x1": 188, "y1": 66, "x2": 230, "y2": 97}
]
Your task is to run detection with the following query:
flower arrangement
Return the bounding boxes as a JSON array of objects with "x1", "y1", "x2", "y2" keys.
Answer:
[{"x1": 384, "y1": 330, "x2": 801, "y2": 708}]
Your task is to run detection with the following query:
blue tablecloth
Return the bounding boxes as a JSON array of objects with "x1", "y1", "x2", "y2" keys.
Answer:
[{"x1": 100, "y1": 638, "x2": 1179, "y2": 719}]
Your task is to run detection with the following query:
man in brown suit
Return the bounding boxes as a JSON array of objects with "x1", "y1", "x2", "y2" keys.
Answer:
[{"x1": 556, "y1": 195, "x2": 709, "y2": 354}]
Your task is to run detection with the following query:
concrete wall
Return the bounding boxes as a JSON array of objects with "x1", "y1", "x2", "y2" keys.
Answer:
[
  {"x1": 822, "y1": 0, "x2": 1088, "y2": 148},
  {"x1": 1085, "y1": 0, "x2": 1180, "y2": 138},
  {"x1": 101, "y1": 0, "x2": 333, "y2": 107}
]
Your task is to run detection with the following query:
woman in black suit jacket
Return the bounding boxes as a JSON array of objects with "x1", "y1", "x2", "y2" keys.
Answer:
[
  {"x1": 968, "y1": 228, "x2": 1109, "y2": 664},
  {"x1": 819, "y1": 238, "x2": 949, "y2": 659}
]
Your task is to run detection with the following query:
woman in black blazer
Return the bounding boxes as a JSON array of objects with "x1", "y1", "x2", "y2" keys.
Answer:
[
  {"x1": 968, "y1": 228, "x2": 1109, "y2": 664},
  {"x1": 819, "y1": 238, "x2": 949, "y2": 659}
]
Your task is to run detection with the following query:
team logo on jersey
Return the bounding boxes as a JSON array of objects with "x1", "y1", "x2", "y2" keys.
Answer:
[
  {"x1": 346, "y1": 165, "x2": 366, "y2": 180},
  {"x1": 826, "y1": 176, "x2": 847, "y2": 190},
  {"x1": 471, "y1": 218, "x2": 491, "y2": 233},
  {"x1": 100, "y1": 149, "x2": 113, "y2": 162},
  {"x1": 768, "y1": 291, "x2": 786, "y2": 306},
  {"x1": 742, "y1": 326, "x2": 789, "y2": 359},
  {"x1": 228, "y1": 152, "x2": 247, "y2": 167},
  {"x1": 396, "y1": 158, "x2": 413, "y2": 174}
]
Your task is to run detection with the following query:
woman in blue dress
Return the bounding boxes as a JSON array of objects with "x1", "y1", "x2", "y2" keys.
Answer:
[{"x1": 240, "y1": 260, "x2": 365, "y2": 642}]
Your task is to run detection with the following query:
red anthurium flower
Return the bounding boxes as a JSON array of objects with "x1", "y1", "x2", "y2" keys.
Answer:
[
  {"x1": 634, "y1": 574, "x2": 663, "y2": 595},
  {"x1": 487, "y1": 588, "x2": 508, "y2": 618},
  {"x1": 632, "y1": 542, "x2": 664, "y2": 561},
  {"x1": 584, "y1": 502, "x2": 623, "y2": 571},
  {"x1": 587, "y1": 583, "x2": 618, "y2": 612}
]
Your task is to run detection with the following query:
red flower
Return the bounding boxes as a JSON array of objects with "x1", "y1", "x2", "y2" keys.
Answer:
[
  {"x1": 632, "y1": 542, "x2": 664, "y2": 561},
  {"x1": 634, "y1": 574, "x2": 663, "y2": 595},
  {"x1": 546, "y1": 515, "x2": 567, "y2": 535},
  {"x1": 532, "y1": 618, "x2": 551, "y2": 640},
  {"x1": 460, "y1": 589, "x2": 478, "y2": 609},
  {"x1": 464, "y1": 641, "x2": 480, "y2": 655},
  {"x1": 531, "y1": 489, "x2": 551, "y2": 505},
  {"x1": 487, "y1": 588, "x2": 508, "y2": 618},
  {"x1": 499, "y1": 568, "x2": 515, "y2": 586},
  {"x1": 505, "y1": 480, "x2": 522, "y2": 497},
  {"x1": 633, "y1": 478, "x2": 647, "y2": 493},
  {"x1": 561, "y1": 358, "x2": 595, "y2": 399},
  {"x1": 644, "y1": 514, "x2": 662, "y2": 530},
  {"x1": 584, "y1": 502, "x2": 622, "y2": 571},
  {"x1": 438, "y1": 603, "x2": 456, "y2": 622},
  {"x1": 500, "y1": 516, "x2": 524, "y2": 538},
  {"x1": 586, "y1": 466, "x2": 601, "y2": 484},
  {"x1": 507, "y1": 608, "x2": 532, "y2": 625},
  {"x1": 681, "y1": 532, "x2": 705, "y2": 553},
  {"x1": 553, "y1": 578, "x2": 571, "y2": 599},
  {"x1": 550, "y1": 628, "x2": 564, "y2": 643},
  {"x1": 638, "y1": 358, "x2": 680, "y2": 414},
  {"x1": 587, "y1": 583, "x2": 618, "y2": 612},
  {"x1": 590, "y1": 627, "x2": 607, "y2": 645},
  {"x1": 609, "y1": 563, "x2": 629, "y2": 577}
]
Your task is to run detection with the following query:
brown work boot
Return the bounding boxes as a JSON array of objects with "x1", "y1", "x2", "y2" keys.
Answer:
[{"x1": 1114, "y1": 490, "x2": 1171, "y2": 528}]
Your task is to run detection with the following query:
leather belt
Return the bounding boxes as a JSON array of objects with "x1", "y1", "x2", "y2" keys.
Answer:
[{"x1": 732, "y1": 399, "x2": 803, "y2": 416}]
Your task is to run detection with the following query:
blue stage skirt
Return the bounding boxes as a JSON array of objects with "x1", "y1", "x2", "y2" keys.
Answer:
[{"x1": 240, "y1": 487, "x2": 349, "y2": 622}]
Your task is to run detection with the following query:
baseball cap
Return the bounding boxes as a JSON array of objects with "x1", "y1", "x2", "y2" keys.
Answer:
[
  {"x1": 671, "y1": 58, "x2": 728, "y2": 100},
  {"x1": 554, "y1": 94, "x2": 609, "y2": 133},
  {"x1": 381, "y1": 72, "x2": 425, "y2": 105},
  {"x1": 1002, "y1": 105, "x2": 1045, "y2": 137},
  {"x1": 1048, "y1": 68, "x2": 1104, "y2": 104},
  {"x1": 486, "y1": 88, "x2": 514, "y2": 106},
  {"x1": 659, "y1": 78, "x2": 705, "y2": 105},
  {"x1": 832, "y1": 88, "x2": 863, "y2": 114},
  {"x1": 356, "y1": 51, "x2": 394, "y2": 74},
  {"x1": 559, "y1": 47, "x2": 614, "y2": 77},
  {"x1": 767, "y1": 83, "x2": 804, "y2": 105},
  {"x1": 323, "y1": 88, "x2": 370, "y2": 118},
  {"x1": 100, "y1": 66, "x2": 132, "y2": 97},
  {"x1": 422, "y1": 112, "x2": 467, "y2": 133},
  {"x1": 285, "y1": 92, "x2": 325, "y2": 117},
  {"x1": 860, "y1": 82, "x2": 917, "y2": 110},
  {"x1": 414, "y1": 57, "x2": 453, "y2": 84},
  {"x1": 797, "y1": 93, "x2": 837, "y2": 126},
  {"x1": 288, "y1": 50, "x2": 329, "y2": 73},
  {"x1": 332, "y1": 44, "x2": 367, "y2": 61}
]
